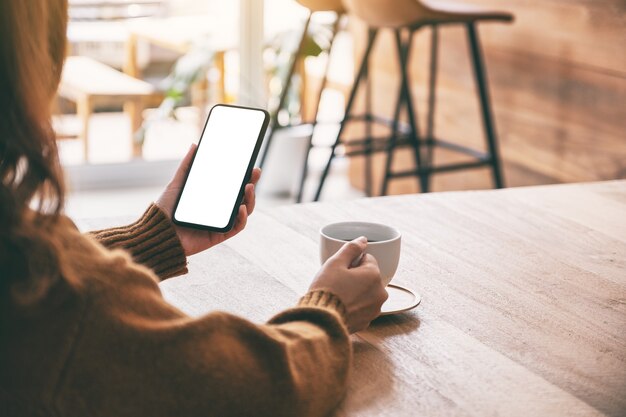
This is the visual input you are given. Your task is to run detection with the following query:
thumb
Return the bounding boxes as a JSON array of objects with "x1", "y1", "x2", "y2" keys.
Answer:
[
  {"x1": 171, "y1": 143, "x2": 197, "y2": 185},
  {"x1": 332, "y1": 236, "x2": 368, "y2": 267}
]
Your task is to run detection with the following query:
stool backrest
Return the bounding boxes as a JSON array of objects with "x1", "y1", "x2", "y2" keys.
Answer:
[
  {"x1": 296, "y1": 0, "x2": 345, "y2": 13},
  {"x1": 341, "y1": 0, "x2": 429, "y2": 28}
]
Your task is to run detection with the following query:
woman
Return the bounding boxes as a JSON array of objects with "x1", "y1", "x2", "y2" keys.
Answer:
[{"x1": 0, "y1": 1, "x2": 388, "y2": 416}]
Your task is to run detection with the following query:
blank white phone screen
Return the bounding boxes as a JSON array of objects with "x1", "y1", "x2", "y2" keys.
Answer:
[{"x1": 174, "y1": 106, "x2": 266, "y2": 229}]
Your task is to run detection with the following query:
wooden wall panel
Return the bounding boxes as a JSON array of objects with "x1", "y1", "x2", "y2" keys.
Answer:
[{"x1": 342, "y1": 0, "x2": 626, "y2": 194}]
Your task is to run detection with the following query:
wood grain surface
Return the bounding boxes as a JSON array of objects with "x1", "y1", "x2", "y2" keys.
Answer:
[{"x1": 78, "y1": 181, "x2": 626, "y2": 416}]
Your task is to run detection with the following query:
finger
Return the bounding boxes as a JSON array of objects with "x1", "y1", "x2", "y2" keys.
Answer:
[
  {"x1": 172, "y1": 143, "x2": 197, "y2": 185},
  {"x1": 235, "y1": 205, "x2": 248, "y2": 233},
  {"x1": 225, "y1": 205, "x2": 248, "y2": 238},
  {"x1": 359, "y1": 254, "x2": 384, "y2": 283},
  {"x1": 359, "y1": 253, "x2": 379, "y2": 269},
  {"x1": 351, "y1": 252, "x2": 378, "y2": 269},
  {"x1": 241, "y1": 184, "x2": 251, "y2": 207},
  {"x1": 249, "y1": 168, "x2": 262, "y2": 185},
  {"x1": 331, "y1": 236, "x2": 367, "y2": 267},
  {"x1": 243, "y1": 184, "x2": 256, "y2": 215},
  {"x1": 380, "y1": 287, "x2": 390, "y2": 303}
]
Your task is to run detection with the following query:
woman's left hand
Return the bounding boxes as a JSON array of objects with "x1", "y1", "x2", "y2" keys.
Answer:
[{"x1": 156, "y1": 144, "x2": 261, "y2": 256}]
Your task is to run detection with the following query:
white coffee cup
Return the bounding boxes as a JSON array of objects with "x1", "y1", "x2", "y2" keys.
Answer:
[{"x1": 320, "y1": 222, "x2": 401, "y2": 286}]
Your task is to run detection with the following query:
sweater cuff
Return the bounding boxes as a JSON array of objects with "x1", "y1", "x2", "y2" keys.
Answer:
[
  {"x1": 298, "y1": 290, "x2": 348, "y2": 326},
  {"x1": 90, "y1": 204, "x2": 188, "y2": 280}
]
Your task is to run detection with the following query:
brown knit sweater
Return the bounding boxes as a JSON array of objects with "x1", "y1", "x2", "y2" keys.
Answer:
[{"x1": 0, "y1": 204, "x2": 351, "y2": 417}]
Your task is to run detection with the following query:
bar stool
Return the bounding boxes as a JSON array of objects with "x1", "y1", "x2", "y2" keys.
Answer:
[
  {"x1": 312, "y1": 0, "x2": 513, "y2": 201},
  {"x1": 258, "y1": 0, "x2": 346, "y2": 203}
]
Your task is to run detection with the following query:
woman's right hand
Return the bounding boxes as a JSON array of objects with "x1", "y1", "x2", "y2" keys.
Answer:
[{"x1": 308, "y1": 237, "x2": 388, "y2": 333}]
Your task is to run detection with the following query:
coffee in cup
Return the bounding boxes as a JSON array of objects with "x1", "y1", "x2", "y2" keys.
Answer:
[{"x1": 320, "y1": 222, "x2": 401, "y2": 286}]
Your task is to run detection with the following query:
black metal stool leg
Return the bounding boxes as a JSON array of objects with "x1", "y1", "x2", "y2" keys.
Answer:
[
  {"x1": 467, "y1": 22, "x2": 505, "y2": 188},
  {"x1": 396, "y1": 29, "x2": 427, "y2": 193},
  {"x1": 425, "y1": 25, "x2": 439, "y2": 190},
  {"x1": 314, "y1": 28, "x2": 379, "y2": 202},
  {"x1": 380, "y1": 78, "x2": 404, "y2": 196},
  {"x1": 259, "y1": 14, "x2": 311, "y2": 169},
  {"x1": 381, "y1": 29, "x2": 407, "y2": 196},
  {"x1": 296, "y1": 15, "x2": 342, "y2": 203},
  {"x1": 364, "y1": 51, "x2": 373, "y2": 197}
]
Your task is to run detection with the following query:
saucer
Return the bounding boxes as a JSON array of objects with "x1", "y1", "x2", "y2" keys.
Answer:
[{"x1": 380, "y1": 284, "x2": 421, "y2": 316}]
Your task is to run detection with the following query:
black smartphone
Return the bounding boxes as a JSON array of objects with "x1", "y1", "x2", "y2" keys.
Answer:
[{"x1": 172, "y1": 104, "x2": 270, "y2": 232}]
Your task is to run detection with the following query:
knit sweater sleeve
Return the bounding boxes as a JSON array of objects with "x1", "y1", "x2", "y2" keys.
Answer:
[
  {"x1": 55, "y1": 260, "x2": 352, "y2": 417},
  {"x1": 88, "y1": 204, "x2": 188, "y2": 280}
]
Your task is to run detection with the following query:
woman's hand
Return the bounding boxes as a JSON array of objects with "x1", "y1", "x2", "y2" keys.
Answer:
[
  {"x1": 308, "y1": 237, "x2": 388, "y2": 333},
  {"x1": 156, "y1": 144, "x2": 261, "y2": 256}
]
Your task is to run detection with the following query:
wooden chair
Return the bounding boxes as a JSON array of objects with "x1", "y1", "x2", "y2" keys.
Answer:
[
  {"x1": 312, "y1": 0, "x2": 513, "y2": 200},
  {"x1": 58, "y1": 56, "x2": 155, "y2": 161}
]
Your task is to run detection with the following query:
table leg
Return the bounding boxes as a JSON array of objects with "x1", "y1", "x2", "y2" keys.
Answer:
[
  {"x1": 215, "y1": 50, "x2": 227, "y2": 103},
  {"x1": 192, "y1": 77, "x2": 209, "y2": 130},
  {"x1": 125, "y1": 99, "x2": 144, "y2": 158},
  {"x1": 76, "y1": 96, "x2": 92, "y2": 163},
  {"x1": 124, "y1": 33, "x2": 140, "y2": 78}
]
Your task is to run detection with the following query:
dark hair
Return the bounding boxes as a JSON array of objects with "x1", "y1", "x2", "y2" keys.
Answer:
[{"x1": 0, "y1": 0, "x2": 69, "y2": 298}]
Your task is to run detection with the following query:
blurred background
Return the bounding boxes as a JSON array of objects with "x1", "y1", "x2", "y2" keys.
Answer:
[{"x1": 59, "y1": 0, "x2": 626, "y2": 220}]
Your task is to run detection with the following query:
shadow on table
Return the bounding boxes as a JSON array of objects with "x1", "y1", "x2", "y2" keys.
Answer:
[
  {"x1": 370, "y1": 311, "x2": 421, "y2": 337},
  {"x1": 336, "y1": 340, "x2": 396, "y2": 415},
  {"x1": 335, "y1": 314, "x2": 420, "y2": 414}
]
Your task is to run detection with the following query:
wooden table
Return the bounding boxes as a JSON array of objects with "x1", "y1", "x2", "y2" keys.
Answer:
[
  {"x1": 59, "y1": 56, "x2": 156, "y2": 160},
  {"x1": 123, "y1": 15, "x2": 236, "y2": 77},
  {"x1": 123, "y1": 15, "x2": 235, "y2": 128},
  {"x1": 78, "y1": 181, "x2": 626, "y2": 416}
]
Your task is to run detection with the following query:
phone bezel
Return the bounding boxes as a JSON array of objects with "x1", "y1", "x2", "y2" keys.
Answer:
[{"x1": 172, "y1": 104, "x2": 270, "y2": 233}]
